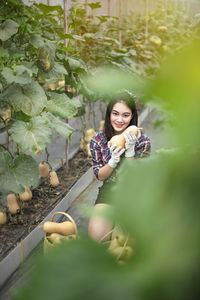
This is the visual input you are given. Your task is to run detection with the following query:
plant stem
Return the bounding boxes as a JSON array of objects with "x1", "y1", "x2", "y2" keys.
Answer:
[
  {"x1": 45, "y1": 147, "x2": 50, "y2": 164},
  {"x1": 0, "y1": 144, "x2": 14, "y2": 159}
]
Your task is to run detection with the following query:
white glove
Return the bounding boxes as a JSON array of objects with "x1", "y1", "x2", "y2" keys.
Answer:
[
  {"x1": 107, "y1": 142, "x2": 125, "y2": 168},
  {"x1": 124, "y1": 131, "x2": 139, "y2": 158}
]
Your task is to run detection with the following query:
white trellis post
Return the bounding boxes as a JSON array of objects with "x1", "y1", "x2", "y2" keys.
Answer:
[
  {"x1": 85, "y1": 0, "x2": 88, "y2": 16},
  {"x1": 145, "y1": 0, "x2": 149, "y2": 45},
  {"x1": 118, "y1": 0, "x2": 122, "y2": 49},
  {"x1": 63, "y1": 0, "x2": 68, "y2": 48},
  {"x1": 63, "y1": 0, "x2": 69, "y2": 172},
  {"x1": 164, "y1": 0, "x2": 168, "y2": 19},
  {"x1": 107, "y1": 0, "x2": 111, "y2": 16},
  {"x1": 186, "y1": 0, "x2": 191, "y2": 14}
]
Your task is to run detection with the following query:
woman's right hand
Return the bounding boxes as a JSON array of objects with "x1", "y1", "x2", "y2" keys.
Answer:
[{"x1": 107, "y1": 142, "x2": 125, "y2": 169}]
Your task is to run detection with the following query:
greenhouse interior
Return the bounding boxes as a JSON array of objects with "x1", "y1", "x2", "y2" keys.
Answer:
[{"x1": 0, "y1": 0, "x2": 200, "y2": 299}]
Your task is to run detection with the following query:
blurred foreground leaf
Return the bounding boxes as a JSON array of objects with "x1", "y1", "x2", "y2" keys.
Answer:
[
  {"x1": 83, "y1": 67, "x2": 145, "y2": 100},
  {"x1": 12, "y1": 238, "x2": 135, "y2": 300},
  {"x1": 143, "y1": 39, "x2": 200, "y2": 148},
  {"x1": 108, "y1": 151, "x2": 200, "y2": 300}
]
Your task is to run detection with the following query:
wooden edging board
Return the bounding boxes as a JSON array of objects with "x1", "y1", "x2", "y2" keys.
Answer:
[{"x1": 0, "y1": 167, "x2": 95, "y2": 289}]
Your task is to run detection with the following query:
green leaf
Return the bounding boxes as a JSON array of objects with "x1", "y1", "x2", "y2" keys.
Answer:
[
  {"x1": 4, "y1": 82, "x2": 47, "y2": 117},
  {"x1": 65, "y1": 57, "x2": 87, "y2": 73},
  {"x1": 0, "y1": 46, "x2": 9, "y2": 58},
  {"x1": 2, "y1": 66, "x2": 33, "y2": 85},
  {"x1": 22, "y1": 62, "x2": 38, "y2": 75},
  {"x1": 46, "y1": 92, "x2": 80, "y2": 119},
  {"x1": 10, "y1": 117, "x2": 52, "y2": 154},
  {"x1": 72, "y1": 34, "x2": 85, "y2": 41},
  {"x1": 56, "y1": 32, "x2": 73, "y2": 40},
  {"x1": 38, "y1": 62, "x2": 68, "y2": 83},
  {"x1": 0, "y1": 152, "x2": 39, "y2": 193},
  {"x1": 43, "y1": 112, "x2": 74, "y2": 139},
  {"x1": 0, "y1": 19, "x2": 19, "y2": 41},
  {"x1": 30, "y1": 34, "x2": 45, "y2": 48},
  {"x1": 12, "y1": 238, "x2": 135, "y2": 300},
  {"x1": 88, "y1": 2, "x2": 102, "y2": 10},
  {"x1": 34, "y1": 3, "x2": 63, "y2": 15}
]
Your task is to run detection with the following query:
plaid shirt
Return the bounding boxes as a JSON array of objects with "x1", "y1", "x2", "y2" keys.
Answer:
[{"x1": 90, "y1": 131, "x2": 151, "y2": 179}]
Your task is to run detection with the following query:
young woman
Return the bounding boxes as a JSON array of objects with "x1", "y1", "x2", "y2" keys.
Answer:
[
  {"x1": 89, "y1": 90, "x2": 151, "y2": 203},
  {"x1": 88, "y1": 90, "x2": 151, "y2": 243}
]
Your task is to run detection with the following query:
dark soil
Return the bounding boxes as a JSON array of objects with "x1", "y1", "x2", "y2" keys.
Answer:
[{"x1": 0, "y1": 150, "x2": 92, "y2": 263}]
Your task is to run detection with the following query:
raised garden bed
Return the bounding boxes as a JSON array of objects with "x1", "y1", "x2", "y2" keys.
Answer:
[{"x1": 0, "y1": 150, "x2": 94, "y2": 288}]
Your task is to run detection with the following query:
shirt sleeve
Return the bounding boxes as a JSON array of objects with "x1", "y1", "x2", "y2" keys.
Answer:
[
  {"x1": 135, "y1": 134, "x2": 151, "y2": 158},
  {"x1": 90, "y1": 137, "x2": 105, "y2": 179}
]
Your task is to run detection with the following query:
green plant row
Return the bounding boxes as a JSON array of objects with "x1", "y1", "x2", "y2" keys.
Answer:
[{"x1": 0, "y1": 0, "x2": 198, "y2": 196}]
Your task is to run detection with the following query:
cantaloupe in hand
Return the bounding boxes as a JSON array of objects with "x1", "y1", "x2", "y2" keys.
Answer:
[{"x1": 109, "y1": 125, "x2": 140, "y2": 149}]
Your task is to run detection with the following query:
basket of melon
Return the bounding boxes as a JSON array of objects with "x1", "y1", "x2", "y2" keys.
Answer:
[
  {"x1": 41, "y1": 211, "x2": 78, "y2": 253},
  {"x1": 88, "y1": 204, "x2": 135, "y2": 265}
]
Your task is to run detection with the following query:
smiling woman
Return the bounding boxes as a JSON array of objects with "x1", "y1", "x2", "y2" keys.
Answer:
[
  {"x1": 89, "y1": 90, "x2": 151, "y2": 201},
  {"x1": 88, "y1": 90, "x2": 151, "y2": 243}
]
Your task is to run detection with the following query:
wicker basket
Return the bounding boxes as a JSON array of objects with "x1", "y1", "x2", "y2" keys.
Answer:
[{"x1": 43, "y1": 211, "x2": 78, "y2": 254}]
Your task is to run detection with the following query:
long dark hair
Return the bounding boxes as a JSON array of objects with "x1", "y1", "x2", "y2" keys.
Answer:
[{"x1": 104, "y1": 90, "x2": 138, "y2": 141}]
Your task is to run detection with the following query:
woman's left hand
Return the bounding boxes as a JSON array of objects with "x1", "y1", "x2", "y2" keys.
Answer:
[{"x1": 124, "y1": 131, "x2": 137, "y2": 158}]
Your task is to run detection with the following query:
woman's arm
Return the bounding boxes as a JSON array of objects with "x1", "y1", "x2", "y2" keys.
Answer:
[
  {"x1": 97, "y1": 163, "x2": 115, "y2": 181},
  {"x1": 90, "y1": 134, "x2": 125, "y2": 182}
]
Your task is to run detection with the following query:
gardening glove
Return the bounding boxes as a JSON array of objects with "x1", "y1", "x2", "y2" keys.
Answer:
[
  {"x1": 124, "y1": 131, "x2": 139, "y2": 158},
  {"x1": 107, "y1": 142, "x2": 125, "y2": 168}
]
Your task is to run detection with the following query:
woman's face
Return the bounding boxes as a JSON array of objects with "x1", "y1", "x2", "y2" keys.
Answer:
[{"x1": 110, "y1": 101, "x2": 132, "y2": 134}]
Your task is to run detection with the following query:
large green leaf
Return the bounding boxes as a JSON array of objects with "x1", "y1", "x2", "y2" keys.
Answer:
[
  {"x1": 4, "y1": 82, "x2": 47, "y2": 117},
  {"x1": 0, "y1": 152, "x2": 39, "y2": 194},
  {"x1": 0, "y1": 19, "x2": 19, "y2": 41},
  {"x1": 88, "y1": 2, "x2": 102, "y2": 10},
  {"x1": 65, "y1": 57, "x2": 87, "y2": 73},
  {"x1": 11, "y1": 238, "x2": 135, "y2": 300},
  {"x1": 34, "y1": 3, "x2": 63, "y2": 15},
  {"x1": 2, "y1": 66, "x2": 32, "y2": 85},
  {"x1": 38, "y1": 62, "x2": 68, "y2": 83},
  {"x1": 0, "y1": 46, "x2": 9, "y2": 58},
  {"x1": 38, "y1": 42, "x2": 56, "y2": 72},
  {"x1": 44, "y1": 112, "x2": 74, "y2": 140},
  {"x1": 10, "y1": 117, "x2": 52, "y2": 154},
  {"x1": 30, "y1": 34, "x2": 45, "y2": 48},
  {"x1": 46, "y1": 92, "x2": 81, "y2": 119}
]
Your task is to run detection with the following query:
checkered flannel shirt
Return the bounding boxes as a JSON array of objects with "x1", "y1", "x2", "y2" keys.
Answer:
[{"x1": 90, "y1": 131, "x2": 151, "y2": 179}]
